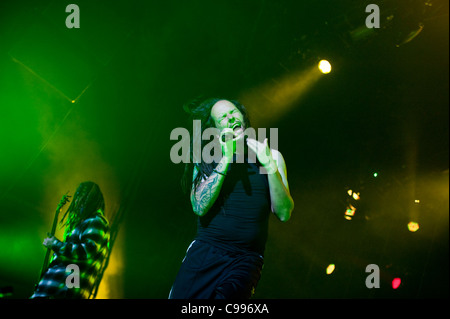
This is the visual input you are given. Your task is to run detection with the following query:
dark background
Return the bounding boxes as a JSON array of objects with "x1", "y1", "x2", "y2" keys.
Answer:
[{"x1": 0, "y1": 0, "x2": 448, "y2": 299}]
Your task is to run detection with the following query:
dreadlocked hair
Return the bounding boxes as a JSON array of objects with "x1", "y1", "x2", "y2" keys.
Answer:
[
  {"x1": 59, "y1": 181, "x2": 105, "y2": 239},
  {"x1": 180, "y1": 97, "x2": 251, "y2": 194}
]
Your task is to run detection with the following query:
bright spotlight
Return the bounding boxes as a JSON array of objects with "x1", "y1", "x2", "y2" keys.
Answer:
[
  {"x1": 318, "y1": 60, "x2": 332, "y2": 74},
  {"x1": 407, "y1": 221, "x2": 419, "y2": 232},
  {"x1": 326, "y1": 264, "x2": 336, "y2": 275}
]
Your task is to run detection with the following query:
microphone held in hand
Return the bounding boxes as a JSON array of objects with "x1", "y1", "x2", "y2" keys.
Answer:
[{"x1": 220, "y1": 128, "x2": 236, "y2": 142}]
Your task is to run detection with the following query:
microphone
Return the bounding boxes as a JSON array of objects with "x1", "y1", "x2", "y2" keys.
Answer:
[{"x1": 220, "y1": 128, "x2": 236, "y2": 143}]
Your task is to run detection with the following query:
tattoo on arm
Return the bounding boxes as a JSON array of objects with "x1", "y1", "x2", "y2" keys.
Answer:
[{"x1": 191, "y1": 161, "x2": 227, "y2": 215}]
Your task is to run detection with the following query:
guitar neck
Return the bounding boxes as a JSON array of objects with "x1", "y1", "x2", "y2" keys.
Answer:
[{"x1": 38, "y1": 206, "x2": 62, "y2": 279}]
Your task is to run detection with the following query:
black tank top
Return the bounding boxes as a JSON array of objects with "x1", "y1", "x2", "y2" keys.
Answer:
[{"x1": 195, "y1": 156, "x2": 271, "y2": 256}]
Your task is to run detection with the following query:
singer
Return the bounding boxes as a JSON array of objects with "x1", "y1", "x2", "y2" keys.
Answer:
[
  {"x1": 31, "y1": 181, "x2": 110, "y2": 299},
  {"x1": 169, "y1": 98, "x2": 294, "y2": 299}
]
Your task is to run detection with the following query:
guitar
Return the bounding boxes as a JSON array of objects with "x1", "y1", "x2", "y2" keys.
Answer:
[{"x1": 37, "y1": 192, "x2": 71, "y2": 280}]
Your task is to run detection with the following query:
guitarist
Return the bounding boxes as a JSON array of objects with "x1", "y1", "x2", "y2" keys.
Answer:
[{"x1": 31, "y1": 181, "x2": 110, "y2": 299}]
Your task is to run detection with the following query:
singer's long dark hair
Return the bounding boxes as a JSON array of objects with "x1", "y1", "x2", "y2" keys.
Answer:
[
  {"x1": 181, "y1": 97, "x2": 251, "y2": 194},
  {"x1": 59, "y1": 181, "x2": 105, "y2": 238}
]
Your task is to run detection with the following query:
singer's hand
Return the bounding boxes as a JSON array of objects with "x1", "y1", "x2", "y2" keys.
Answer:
[{"x1": 246, "y1": 138, "x2": 278, "y2": 174}]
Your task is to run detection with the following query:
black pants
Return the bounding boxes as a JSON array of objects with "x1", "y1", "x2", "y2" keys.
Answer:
[{"x1": 169, "y1": 240, "x2": 264, "y2": 299}]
